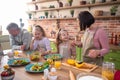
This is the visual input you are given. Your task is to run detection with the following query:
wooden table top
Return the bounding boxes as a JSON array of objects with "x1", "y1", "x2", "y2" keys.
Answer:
[{"x1": 0, "y1": 50, "x2": 102, "y2": 80}]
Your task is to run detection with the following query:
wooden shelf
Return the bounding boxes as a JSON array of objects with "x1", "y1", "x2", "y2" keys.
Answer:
[
  {"x1": 95, "y1": 16, "x2": 120, "y2": 19},
  {"x1": 27, "y1": 1, "x2": 120, "y2": 13},
  {"x1": 27, "y1": 0, "x2": 58, "y2": 4},
  {"x1": 28, "y1": 16, "x2": 120, "y2": 21},
  {"x1": 28, "y1": 17, "x2": 76, "y2": 21}
]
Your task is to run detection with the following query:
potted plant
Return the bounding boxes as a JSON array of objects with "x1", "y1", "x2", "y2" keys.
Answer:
[
  {"x1": 110, "y1": 5, "x2": 119, "y2": 16},
  {"x1": 70, "y1": 10, "x2": 74, "y2": 17},
  {"x1": 44, "y1": 11, "x2": 49, "y2": 18},
  {"x1": 28, "y1": 13, "x2": 32, "y2": 19},
  {"x1": 68, "y1": 0, "x2": 73, "y2": 6}
]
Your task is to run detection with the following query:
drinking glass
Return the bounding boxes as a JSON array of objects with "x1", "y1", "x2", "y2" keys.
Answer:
[
  {"x1": 54, "y1": 60, "x2": 61, "y2": 69},
  {"x1": 14, "y1": 50, "x2": 19, "y2": 57},
  {"x1": 102, "y1": 62, "x2": 115, "y2": 80}
]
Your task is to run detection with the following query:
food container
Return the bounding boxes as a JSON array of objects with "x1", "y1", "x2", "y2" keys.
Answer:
[
  {"x1": 102, "y1": 62, "x2": 115, "y2": 80},
  {"x1": 1, "y1": 65, "x2": 15, "y2": 80},
  {"x1": 94, "y1": 10, "x2": 103, "y2": 16},
  {"x1": 1, "y1": 74, "x2": 15, "y2": 80},
  {"x1": 29, "y1": 51, "x2": 41, "y2": 61},
  {"x1": 77, "y1": 72, "x2": 108, "y2": 80},
  {"x1": 80, "y1": 1, "x2": 86, "y2": 5},
  {"x1": 48, "y1": 72, "x2": 57, "y2": 80}
]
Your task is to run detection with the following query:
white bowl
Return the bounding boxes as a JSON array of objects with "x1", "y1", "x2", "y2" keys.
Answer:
[
  {"x1": 77, "y1": 72, "x2": 108, "y2": 80},
  {"x1": 48, "y1": 73, "x2": 57, "y2": 80},
  {"x1": 48, "y1": 75, "x2": 57, "y2": 80}
]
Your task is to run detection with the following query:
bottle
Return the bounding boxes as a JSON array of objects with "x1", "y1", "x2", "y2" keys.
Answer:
[
  {"x1": 44, "y1": 68, "x2": 49, "y2": 80},
  {"x1": 111, "y1": 33, "x2": 113, "y2": 44},
  {"x1": 114, "y1": 34, "x2": 118, "y2": 45},
  {"x1": 35, "y1": 4, "x2": 38, "y2": 10}
]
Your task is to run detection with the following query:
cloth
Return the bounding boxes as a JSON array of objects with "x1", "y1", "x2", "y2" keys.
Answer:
[
  {"x1": 81, "y1": 28, "x2": 107, "y2": 66},
  {"x1": 59, "y1": 42, "x2": 75, "y2": 58},
  {"x1": 9, "y1": 29, "x2": 32, "y2": 50},
  {"x1": 81, "y1": 28, "x2": 109, "y2": 56},
  {"x1": 33, "y1": 37, "x2": 51, "y2": 52}
]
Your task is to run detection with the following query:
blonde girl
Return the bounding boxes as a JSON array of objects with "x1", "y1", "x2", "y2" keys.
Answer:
[{"x1": 30, "y1": 25, "x2": 51, "y2": 55}]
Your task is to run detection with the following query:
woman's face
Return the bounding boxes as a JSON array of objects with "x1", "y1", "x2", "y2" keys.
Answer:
[
  {"x1": 33, "y1": 30, "x2": 43, "y2": 40},
  {"x1": 60, "y1": 31, "x2": 69, "y2": 42}
]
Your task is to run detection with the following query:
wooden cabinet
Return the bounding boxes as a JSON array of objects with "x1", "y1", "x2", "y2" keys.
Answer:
[{"x1": 27, "y1": 0, "x2": 120, "y2": 20}]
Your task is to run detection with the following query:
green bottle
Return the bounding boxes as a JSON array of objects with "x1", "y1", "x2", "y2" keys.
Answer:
[{"x1": 76, "y1": 46, "x2": 82, "y2": 63}]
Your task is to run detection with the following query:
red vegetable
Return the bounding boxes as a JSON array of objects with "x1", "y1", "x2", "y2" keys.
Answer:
[{"x1": 114, "y1": 70, "x2": 120, "y2": 80}]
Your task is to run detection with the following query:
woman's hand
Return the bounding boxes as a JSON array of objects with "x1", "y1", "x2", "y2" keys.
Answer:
[{"x1": 88, "y1": 50, "x2": 100, "y2": 58}]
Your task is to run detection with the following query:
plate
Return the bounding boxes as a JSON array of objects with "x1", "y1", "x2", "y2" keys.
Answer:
[
  {"x1": 7, "y1": 58, "x2": 30, "y2": 67},
  {"x1": 25, "y1": 62, "x2": 49, "y2": 73},
  {"x1": 44, "y1": 54, "x2": 63, "y2": 60},
  {"x1": 77, "y1": 72, "x2": 108, "y2": 80}
]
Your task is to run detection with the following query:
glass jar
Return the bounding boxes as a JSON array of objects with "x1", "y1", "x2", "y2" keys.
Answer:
[{"x1": 102, "y1": 62, "x2": 115, "y2": 80}]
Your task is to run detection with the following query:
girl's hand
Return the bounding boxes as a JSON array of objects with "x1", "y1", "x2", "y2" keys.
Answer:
[
  {"x1": 31, "y1": 37, "x2": 35, "y2": 43},
  {"x1": 71, "y1": 41, "x2": 76, "y2": 47},
  {"x1": 71, "y1": 41, "x2": 82, "y2": 47},
  {"x1": 88, "y1": 50, "x2": 100, "y2": 58}
]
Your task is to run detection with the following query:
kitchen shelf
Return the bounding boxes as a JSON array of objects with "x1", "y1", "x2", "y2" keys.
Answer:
[
  {"x1": 27, "y1": 0, "x2": 58, "y2": 4},
  {"x1": 28, "y1": 16, "x2": 120, "y2": 21},
  {"x1": 27, "y1": 1, "x2": 120, "y2": 13},
  {"x1": 28, "y1": 17, "x2": 77, "y2": 21},
  {"x1": 95, "y1": 16, "x2": 120, "y2": 19}
]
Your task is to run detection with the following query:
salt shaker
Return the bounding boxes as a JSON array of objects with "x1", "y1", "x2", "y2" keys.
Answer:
[
  {"x1": 44, "y1": 68, "x2": 49, "y2": 80},
  {"x1": 51, "y1": 67, "x2": 56, "y2": 72}
]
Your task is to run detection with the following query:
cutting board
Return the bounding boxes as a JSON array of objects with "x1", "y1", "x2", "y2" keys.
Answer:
[{"x1": 62, "y1": 63, "x2": 98, "y2": 72}]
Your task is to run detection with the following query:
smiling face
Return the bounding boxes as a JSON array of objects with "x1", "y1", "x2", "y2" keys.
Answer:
[
  {"x1": 60, "y1": 30, "x2": 69, "y2": 42},
  {"x1": 33, "y1": 29, "x2": 43, "y2": 40},
  {"x1": 8, "y1": 28, "x2": 19, "y2": 37}
]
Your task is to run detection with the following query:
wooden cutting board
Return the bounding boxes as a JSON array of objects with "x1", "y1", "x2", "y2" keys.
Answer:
[{"x1": 62, "y1": 63, "x2": 98, "y2": 72}]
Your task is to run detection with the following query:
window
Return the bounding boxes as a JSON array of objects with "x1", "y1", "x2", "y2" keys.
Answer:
[{"x1": 0, "y1": 0, "x2": 28, "y2": 35}]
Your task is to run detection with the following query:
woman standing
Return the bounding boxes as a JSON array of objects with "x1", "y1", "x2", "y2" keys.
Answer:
[{"x1": 75, "y1": 11, "x2": 109, "y2": 66}]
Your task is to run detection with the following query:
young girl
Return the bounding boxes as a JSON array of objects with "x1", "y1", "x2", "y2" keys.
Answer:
[
  {"x1": 30, "y1": 25, "x2": 51, "y2": 55},
  {"x1": 56, "y1": 29, "x2": 76, "y2": 58}
]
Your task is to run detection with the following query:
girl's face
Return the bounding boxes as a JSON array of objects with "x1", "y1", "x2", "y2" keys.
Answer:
[
  {"x1": 33, "y1": 30, "x2": 43, "y2": 40},
  {"x1": 60, "y1": 31, "x2": 69, "y2": 42}
]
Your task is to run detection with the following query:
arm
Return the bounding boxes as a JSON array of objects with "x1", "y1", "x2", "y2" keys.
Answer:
[
  {"x1": 98, "y1": 29, "x2": 109, "y2": 56},
  {"x1": 9, "y1": 35, "x2": 21, "y2": 50},
  {"x1": 30, "y1": 38, "x2": 39, "y2": 50},
  {"x1": 30, "y1": 37, "x2": 35, "y2": 50},
  {"x1": 88, "y1": 29, "x2": 109, "y2": 58},
  {"x1": 22, "y1": 31, "x2": 32, "y2": 50},
  {"x1": 41, "y1": 38, "x2": 51, "y2": 55},
  {"x1": 70, "y1": 42, "x2": 76, "y2": 56}
]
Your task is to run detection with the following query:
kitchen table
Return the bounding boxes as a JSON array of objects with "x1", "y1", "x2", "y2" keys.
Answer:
[{"x1": 0, "y1": 50, "x2": 102, "y2": 80}]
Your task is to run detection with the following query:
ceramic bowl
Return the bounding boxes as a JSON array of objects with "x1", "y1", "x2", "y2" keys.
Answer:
[
  {"x1": 77, "y1": 72, "x2": 108, "y2": 80},
  {"x1": 1, "y1": 74, "x2": 15, "y2": 80}
]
